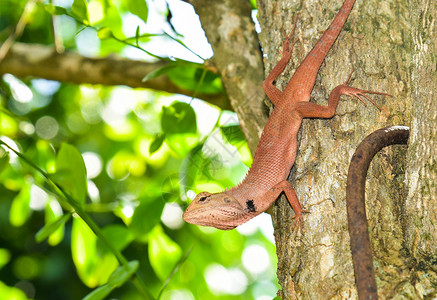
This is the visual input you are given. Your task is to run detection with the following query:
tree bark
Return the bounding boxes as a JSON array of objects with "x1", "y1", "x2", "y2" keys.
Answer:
[
  {"x1": 404, "y1": 0, "x2": 437, "y2": 274},
  {"x1": 256, "y1": 0, "x2": 436, "y2": 298}
]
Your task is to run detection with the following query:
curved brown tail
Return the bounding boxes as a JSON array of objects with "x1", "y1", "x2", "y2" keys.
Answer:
[{"x1": 346, "y1": 126, "x2": 409, "y2": 299}]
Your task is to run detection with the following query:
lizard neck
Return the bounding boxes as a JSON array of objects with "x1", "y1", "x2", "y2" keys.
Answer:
[{"x1": 225, "y1": 181, "x2": 272, "y2": 213}]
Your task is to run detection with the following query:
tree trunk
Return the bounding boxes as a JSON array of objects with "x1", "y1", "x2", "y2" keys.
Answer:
[{"x1": 256, "y1": 0, "x2": 436, "y2": 298}]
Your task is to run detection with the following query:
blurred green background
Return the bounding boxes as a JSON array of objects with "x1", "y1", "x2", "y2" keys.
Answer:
[{"x1": 0, "y1": 0, "x2": 279, "y2": 299}]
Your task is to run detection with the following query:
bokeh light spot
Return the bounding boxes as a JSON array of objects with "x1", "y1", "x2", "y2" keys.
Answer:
[
  {"x1": 205, "y1": 264, "x2": 247, "y2": 295},
  {"x1": 161, "y1": 202, "x2": 184, "y2": 229},
  {"x1": 3, "y1": 74, "x2": 33, "y2": 103},
  {"x1": 82, "y1": 152, "x2": 103, "y2": 179},
  {"x1": 12, "y1": 256, "x2": 41, "y2": 280},
  {"x1": 242, "y1": 245, "x2": 270, "y2": 275},
  {"x1": 35, "y1": 116, "x2": 59, "y2": 139}
]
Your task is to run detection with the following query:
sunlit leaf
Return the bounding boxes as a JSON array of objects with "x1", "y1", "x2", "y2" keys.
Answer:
[
  {"x1": 161, "y1": 102, "x2": 197, "y2": 135},
  {"x1": 53, "y1": 143, "x2": 87, "y2": 207},
  {"x1": 0, "y1": 151, "x2": 9, "y2": 174},
  {"x1": 107, "y1": 151, "x2": 146, "y2": 179},
  {"x1": 0, "y1": 113, "x2": 18, "y2": 136},
  {"x1": 122, "y1": 0, "x2": 148, "y2": 24},
  {"x1": 180, "y1": 144, "x2": 204, "y2": 192},
  {"x1": 82, "y1": 261, "x2": 139, "y2": 300},
  {"x1": 0, "y1": 282, "x2": 28, "y2": 300},
  {"x1": 44, "y1": 4, "x2": 68, "y2": 15},
  {"x1": 220, "y1": 125, "x2": 246, "y2": 144},
  {"x1": 71, "y1": 218, "x2": 118, "y2": 288},
  {"x1": 130, "y1": 198, "x2": 165, "y2": 239},
  {"x1": 149, "y1": 133, "x2": 165, "y2": 154},
  {"x1": 148, "y1": 226, "x2": 182, "y2": 280},
  {"x1": 97, "y1": 224, "x2": 134, "y2": 255},
  {"x1": 165, "y1": 133, "x2": 198, "y2": 158},
  {"x1": 9, "y1": 181, "x2": 31, "y2": 227},
  {"x1": 82, "y1": 284, "x2": 113, "y2": 300},
  {"x1": 167, "y1": 66, "x2": 223, "y2": 94},
  {"x1": 97, "y1": 27, "x2": 113, "y2": 40},
  {"x1": 0, "y1": 248, "x2": 11, "y2": 270},
  {"x1": 107, "y1": 260, "x2": 138, "y2": 286},
  {"x1": 35, "y1": 212, "x2": 71, "y2": 243},
  {"x1": 72, "y1": 0, "x2": 90, "y2": 24}
]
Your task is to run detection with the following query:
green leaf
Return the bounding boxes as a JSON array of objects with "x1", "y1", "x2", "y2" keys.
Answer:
[
  {"x1": 107, "y1": 260, "x2": 138, "y2": 286},
  {"x1": 148, "y1": 226, "x2": 182, "y2": 280},
  {"x1": 180, "y1": 144, "x2": 204, "y2": 192},
  {"x1": 0, "y1": 151, "x2": 9, "y2": 174},
  {"x1": 167, "y1": 66, "x2": 223, "y2": 94},
  {"x1": 149, "y1": 133, "x2": 165, "y2": 154},
  {"x1": 9, "y1": 181, "x2": 31, "y2": 227},
  {"x1": 97, "y1": 27, "x2": 113, "y2": 39},
  {"x1": 72, "y1": 0, "x2": 90, "y2": 24},
  {"x1": 71, "y1": 218, "x2": 118, "y2": 287},
  {"x1": 53, "y1": 143, "x2": 87, "y2": 207},
  {"x1": 130, "y1": 199, "x2": 165, "y2": 238},
  {"x1": 44, "y1": 4, "x2": 68, "y2": 15},
  {"x1": 161, "y1": 102, "x2": 197, "y2": 135},
  {"x1": 82, "y1": 261, "x2": 138, "y2": 300},
  {"x1": 0, "y1": 248, "x2": 11, "y2": 270},
  {"x1": 0, "y1": 282, "x2": 28, "y2": 300},
  {"x1": 97, "y1": 225, "x2": 134, "y2": 255},
  {"x1": 142, "y1": 64, "x2": 178, "y2": 82},
  {"x1": 35, "y1": 212, "x2": 72, "y2": 243},
  {"x1": 135, "y1": 26, "x2": 140, "y2": 46},
  {"x1": 82, "y1": 284, "x2": 113, "y2": 300},
  {"x1": 122, "y1": 0, "x2": 148, "y2": 24},
  {"x1": 165, "y1": 133, "x2": 198, "y2": 158},
  {"x1": 220, "y1": 125, "x2": 246, "y2": 144}
]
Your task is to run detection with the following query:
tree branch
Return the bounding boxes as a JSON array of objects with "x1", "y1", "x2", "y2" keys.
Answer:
[{"x1": 0, "y1": 42, "x2": 231, "y2": 110}]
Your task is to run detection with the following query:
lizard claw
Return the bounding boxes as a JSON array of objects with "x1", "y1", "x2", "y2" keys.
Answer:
[
  {"x1": 291, "y1": 209, "x2": 309, "y2": 235},
  {"x1": 279, "y1": 14, "x2": 299, "y2": 59},
  {"x1": 342, "y1": 71, "x2": 392, "y2": 111}
]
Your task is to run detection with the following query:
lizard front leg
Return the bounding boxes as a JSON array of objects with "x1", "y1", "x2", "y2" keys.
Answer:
[
  {"x1": 268, "y1": 180, "x2": 307, "y2": 231},
  {"x1": 295, "y1": 72, "x2": 390, "y2": 118}
]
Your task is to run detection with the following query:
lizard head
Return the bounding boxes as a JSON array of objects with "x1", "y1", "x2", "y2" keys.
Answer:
[{"x1": 183, "y1": 191, "x2": 256, "y2": 230}]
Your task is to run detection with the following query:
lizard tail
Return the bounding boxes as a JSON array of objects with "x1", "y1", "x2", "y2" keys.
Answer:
[{"x1": 290, "y1": 0, "x2": 356, "y2": 94}]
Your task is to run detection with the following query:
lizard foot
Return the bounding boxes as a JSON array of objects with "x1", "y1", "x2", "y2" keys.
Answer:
[
  {"x1": 291, "y1": 208, "x2": 309, "y2": 234},
  {"x1": 280, "y1": 14, "x2": 299, "y2": 59},
  {"x1": 342, "y1": 71, "x2": 392, "y2": 111}
]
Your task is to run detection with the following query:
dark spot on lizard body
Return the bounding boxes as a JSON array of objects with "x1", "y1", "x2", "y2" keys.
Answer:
[{"x1": 246, "y1": 200, "x2": 256, "y2": 212}]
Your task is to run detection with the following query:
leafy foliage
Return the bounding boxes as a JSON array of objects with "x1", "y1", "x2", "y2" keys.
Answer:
[{"x1": 0, "y1": 0, "x2": 278, "y2": 299}]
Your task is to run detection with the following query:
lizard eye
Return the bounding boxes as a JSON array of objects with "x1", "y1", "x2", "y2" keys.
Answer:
[
  {"x1": 199, "y1": 196, "x2": 208, "y2": 202},
  {"x1": 224, "y1": 197, "x2": 231, "y2": 203}
]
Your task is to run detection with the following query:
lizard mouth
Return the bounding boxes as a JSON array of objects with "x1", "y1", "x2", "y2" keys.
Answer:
[{"x1": 183, "y1": 207, "x2": 241, "y2": 230}]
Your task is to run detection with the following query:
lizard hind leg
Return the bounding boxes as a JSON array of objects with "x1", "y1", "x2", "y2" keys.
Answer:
[{"x1": 295, "y1": 72, "x2": 392, "y2": 119}]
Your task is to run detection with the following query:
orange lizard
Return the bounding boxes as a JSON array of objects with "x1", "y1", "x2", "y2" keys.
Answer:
[{"x1": 183, "y1": 0, "x2": 389, "y2": 230}]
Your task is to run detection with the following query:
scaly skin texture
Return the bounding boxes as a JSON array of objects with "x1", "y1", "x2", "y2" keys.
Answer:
[{"x1": 183, "y1": 0, "x2": 390, "y2": 230}]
